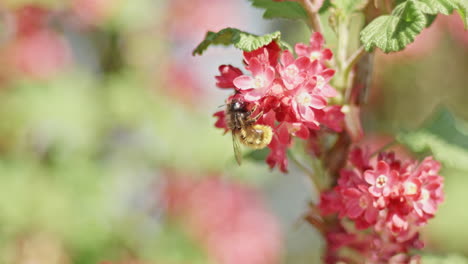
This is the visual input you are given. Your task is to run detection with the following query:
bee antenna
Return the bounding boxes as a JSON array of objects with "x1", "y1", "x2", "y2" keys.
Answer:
[{"x1": 217, "y1": 104, "x2": 226, "y2": 109}]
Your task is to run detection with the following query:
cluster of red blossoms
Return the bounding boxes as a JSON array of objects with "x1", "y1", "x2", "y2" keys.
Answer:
[
  {"x1": 214, "y1": 32, "x2": 343, "y2": 172},
  {"x1": 320, "y1": 148, "x2": 444, "y2": 263}
]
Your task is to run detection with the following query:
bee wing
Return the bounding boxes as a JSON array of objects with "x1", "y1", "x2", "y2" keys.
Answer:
[{"x1": 232, "y1": 132, "x2": 242, "y2": 165}]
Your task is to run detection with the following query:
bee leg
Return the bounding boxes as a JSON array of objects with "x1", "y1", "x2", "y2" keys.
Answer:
[
  {"x1": 251, "y1": 110, "x2": 263, "y2": 122},
  {"x1": 247, "y1": 104, "x2": 257, "y2": 115},
  {"x1": 245, "y1": 110, "x2": 264, "y2": 126}
]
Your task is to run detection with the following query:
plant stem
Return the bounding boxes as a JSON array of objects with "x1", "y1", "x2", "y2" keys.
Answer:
[
  {"x1": 305, "y1": 214, "x2": 326, "y2": 235},
  {"x1": 289, "y1": 151, "x2": 323, "y2": 192},
  {"x1": 297, "y1": 0, "x2": 324, "y2": 33},
  {"x1": 345, "y1": 46, "x2": 365, "y2": 75}
]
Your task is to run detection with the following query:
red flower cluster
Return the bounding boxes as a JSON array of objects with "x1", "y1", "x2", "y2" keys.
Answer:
[
  {"x1": 214, "y1": 33, "x2": 343, "y2": 172},
  {"x1": 320, "y1": 148, "x2": 444, "y2": 263}
]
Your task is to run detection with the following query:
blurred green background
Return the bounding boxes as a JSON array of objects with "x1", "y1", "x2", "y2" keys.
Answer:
[{"x1": 0, "y1": 0, "x2": 467, "y2": 263}]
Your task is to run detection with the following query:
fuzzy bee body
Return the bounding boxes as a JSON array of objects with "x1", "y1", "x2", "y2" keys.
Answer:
[{"x1": 225, "y1": 99, "x2": 273, "y2": 165}]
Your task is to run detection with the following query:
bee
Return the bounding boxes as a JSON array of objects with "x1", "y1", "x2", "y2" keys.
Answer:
[{"x1": 225, "y1": 98, "x2": 273, "y2": 165}]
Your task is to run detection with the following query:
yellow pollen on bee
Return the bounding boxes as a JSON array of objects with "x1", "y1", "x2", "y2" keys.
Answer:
[
  {"x1": 296, "y1": 92, "x2": 312, "y2": 106},
  {"x1": 376, "y1": 175, "x2": 387, "y2": 188},
  {"x1": 254, "y1": 76, "x2": 265, "y2": 88},
  {"x1": 309, "y1": 51, "x2": 322, "y2": 61}
]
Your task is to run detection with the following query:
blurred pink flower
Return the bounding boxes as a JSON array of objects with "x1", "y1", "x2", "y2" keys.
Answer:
[
  {"x1": 0, "y1": 5, "x2": 73, "y2": 80},
  {"x1": 443, "y1": 13, "x2": 468, "y2": 46},
  {"x1": 162, "y1": 176, "x2": 283, "y2": 264},
  {"x1": 161, "y1": 62, "x2": 204, "y2": 106},
  {"x1": 72, "y1": 0, "x2": 117, "y2": 26},
  {"x1": 3, "y1": 29, "x2": 72, "y2": 80},
  {"x1": 167, "y1": 0, "x2": 244, "y2": 40}
]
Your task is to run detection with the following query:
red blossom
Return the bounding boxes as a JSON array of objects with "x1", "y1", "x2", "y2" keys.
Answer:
[
  {"x1": 243, "y1": 41, "x2": 281, "y2": 67},
  {"x1": 215, "y1": 65, "x2": 243, "y2": 89},
  {"x1": 213, "y1": 32, "x2": 341, "y2": 171},
  {"x1": 213, "y1": 110, "x2": 228, "y2": 133},
  {"x1": 364, "y1": 161, "x2": 398, "y2": 197},
  {"x1": 234, "y1": 57, "x2": 275, "y2": 101},
  {"x1": 319, "y1": 148, "x2": 444, "y2": 262},
  {"x1": 295, "y1": 32, "x2": 333, "y2": 64}
]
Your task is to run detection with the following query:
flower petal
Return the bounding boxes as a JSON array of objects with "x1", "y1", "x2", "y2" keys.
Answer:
[{"x1": 233, "y1": 75, "x2": 254, "y2": 90}]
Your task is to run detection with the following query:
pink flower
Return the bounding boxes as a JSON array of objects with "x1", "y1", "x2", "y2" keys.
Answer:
[
  {"x1": 364, "y1": 161, "x2": 398, "y2": 197},
  {"x1": 212, "y1": 33, "x2": 340, "y2": 171},
  {"x1": 266, "y1": 123, "x2": 290, "y2": 173},
  {"x1": 290, "y1": 87, "x2": 326, "y2": 124},
  {"x1": 4, "y1": 30, "x2": 72, "y2": 80},
  {"x1": 316, "y1": 106, "x2": 344, "y2": 132},
  {"x1": 319, "y1": 148, "x2": 444, "y2": 262},
  {"x1": 319, "y1": 188, "x2": 344, "y2": 216},
  {"x1": 295, "y1": 32, "x2": 333, "y2": 64},
  {"x1": 213, "y1": 110, "x2": 228, "y2": 133},
  {"x1": 342, "y1": 187, "x2": 379, "y2": 229},
  {"x1": 306, "y1": 62, "x2": 337, "y2": 98},
  {"x1": 233, "y1": 57, "x2": 275, "y2": 101},
  {"x1": 277, "y1": 50, "x2": 309, "y2": 90}
]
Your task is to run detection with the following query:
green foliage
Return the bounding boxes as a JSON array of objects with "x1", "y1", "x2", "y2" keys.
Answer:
[
  {"x1": 398, "y1": 107, "x2": 468, "y2": 170},
  {"x1": 361, "y1": 0, "x2": 468, "y2": 52},
  {"x1": 193, "y1": 28, "x2": 290, "y2": 55},
  {"x1": 147, "y1": 224, "x2": 212, "y2": 264},
  {"x1": 421, "y1": 254, "x2": 468, "y2": 263},
  {"x1": 360, "y1": 0, "x2": 427, "y2": 53},
  {"x1": 319, "y1": 0, "x2": 333, "y2": 13},
  {"x1": 249, "y1": 0, "x2": 309, "y2": 21},
  {"x1": 417, "y1": 0, "x2": 468, "y2": 27}
]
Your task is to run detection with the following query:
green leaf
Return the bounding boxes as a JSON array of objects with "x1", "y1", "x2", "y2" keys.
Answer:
[
  {"x1": 319, "y1": 0, "x2": 333, "y2": 13},
  {"x1": 417, "y1": 0, "x2": 468, "y2": 28},
  {"x1": 249, "y1": 0, "x2": 308, "y2": 21},
  {"x1": 397, "y1": 107, "x2": 468, "y2": 170},
  {"x1": 360, "y1": 0, "x2": 427, "y2": 53},
  {"x1": 193, "y1": 28, "x2": 289, "y2": 56}
]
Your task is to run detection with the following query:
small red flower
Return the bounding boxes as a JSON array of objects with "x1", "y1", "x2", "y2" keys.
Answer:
[
  {"x1": 364, "y1": 161, "x2": 398, "y2": 197},
  {"x1": 234, "y1": 57, "x2": 275, "y2": 101},
  {"x1": 342, "y1": 187, "x2": 379, "y2": 229},
  {"x1": 295, "y1": 32, "x2": 333, "y2": 64},
  {"x1": 215, "y1": 65, "x2": 243, "y2": 89}
]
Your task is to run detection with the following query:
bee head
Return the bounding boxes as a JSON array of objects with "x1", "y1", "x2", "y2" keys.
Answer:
[{"x1": 230, "y1": 99, "x2": 245, "y2": 112}]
